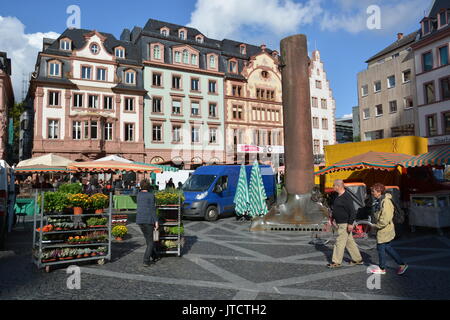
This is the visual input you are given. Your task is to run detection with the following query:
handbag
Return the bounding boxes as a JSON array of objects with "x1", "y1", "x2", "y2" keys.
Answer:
[{"x1": 153, "y1": 228, "x2": 159, "y2": 242}]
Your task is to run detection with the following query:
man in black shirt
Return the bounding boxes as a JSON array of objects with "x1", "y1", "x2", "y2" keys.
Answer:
[{"x1": 327, "y1": 180, "x2": 363, "y2": 268}]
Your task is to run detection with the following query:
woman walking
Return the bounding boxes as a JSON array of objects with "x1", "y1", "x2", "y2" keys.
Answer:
[
  {"x1": 370, "y1": 183, "x2": 408, "y2": 275},
  {"x1": 136, "y1": 179, "x2": 159, "y2": 267}
]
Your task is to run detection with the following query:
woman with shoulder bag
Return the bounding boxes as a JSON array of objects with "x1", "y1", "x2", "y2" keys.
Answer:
[{"x1": 370, "y1": 183, "x2": 408, "y2": 275}]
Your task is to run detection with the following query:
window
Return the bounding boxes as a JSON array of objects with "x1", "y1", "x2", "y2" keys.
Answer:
[
  {"x1": 441, "y1": 77, "x2": 450, "y2": 100},
  {"x1": 125, "y1": 123, "x2": 134, "y2": 141},
  {"x1": 153, "y1": 45, "x2": 161, "y2": 60},
  {"x1": 115, "y1": 47, "x2": 125, "y2": 58},
  {"x1": 208, "y1": 80, "x2": 216, "y2": 93},
  {"x1": 361, "y1": 85, "x2": 368, "y2": 97},
  {"x1": 229, "y1": 61, "x2": 237, "y2": 73},
  {"x1": 444, "y1": 112, "x2": 450, "y2": 134},
  {"x1": 73, "y1": 93, "x2": 83, "y2": 108},
  {"x1": 60, "y1": 40, "x2": 71, "y2": 51},
  {"x1": 97, "y1": 68, "x2": 106, "y2": 81},
  {"x1": 179, "y1": 31, "x2": 185, "y2": 40},
  {"x1": 209, "y1": 55, "x2": 216, "y2": 68},
  {"x1": 387, "y1": 75, "x2": 396, "y2": 89},
  {"x1": 209, "y1": 128, "x2": 217, "y2": 143},
  {"x1": 152, "y1": 97, "x2": 162, "y2": 113},
  {"x1": 404, "y1": 97, "x2": 414, "y2": 109},
  {"x1": 232, "y1": 85, "x2": 242, "y2": 97},
  {"x1": 423, "y1": 20, "x2": 430, "y2": 35},
  {"x1": 423, "y1": 52, "x2": 433, "y2": 72},
  {"x1": 90, "y1": 43, "x2": 99, "y2": 54},
  {"x1": 425, "y1": 82, "x2": 436, "y2": 104},
  {"x1": 182, "y1": 50, "x2": 189, "y2": 64},
  {"x1": 172, "y1": 75, "x2": 181, "y2": 89},
  {"x1": 49, "y1": 62, "x2": 61, "y2": 77},
  {"x1": 196, "y1": 36, "x2": 203, "y2": 43},
  {"x1": 174, "y1": 51, "x2": 181, "y2": 63},
  {"x1": 389, "y1": 100, "x2": 398, "y2": 113},
  {"x1": 48, "y1": 91, "x2": 60, "y2": 106},
  {"x1": 161, "y1": 29, "x2": 168, "y2": 37},
  {"x1": 374, "y1": 80, "x2": 381, "y2": 93},
  {"x1": 375, "y1": 104, "x2": 383, "y2": 116},
  {"x1": 104, "y1": 96, "x2": 113, "y2": 110},
  {"x1": 322, "y1": 118, "x2": 328, "y2": 130},
  {"x1": 365, "y1": 130, "x2": 384, "y2": 141},
  {"x1": 125, "y1": 70, "x2": 136, "y2": 85},
  {"x1": 152, "y1": 73, "x2": 162, "y2": 87},
  {"x1": 172, "y1": 100, "x2": 181, "y2": 114},
  {"x1": 439, "y1": 46, "x2": 449, "y2": 66},
  {"x1": 48, "y1": 120, "x2": 59, "y2": 139},
  {"x1": 152, "y1": 124, "x2": 162, "y2": 142},
  {"x1": 391, "y1": 124, "x2": 415, "y2": 137},
  {"x1": 261, "y1": 71, "x2": 269, "y2": 78},
  {"x1": 191, "y1": 127, "x2": 200, "y2": 143},
  {"x1": 172, "y1": 126, "x2": 181, "y2": 142},
  {"x1": 88, "y1": 95, "x2": 99, "y2": 108},
  {"x1": 191, "y1": 54, "x2": 197, "y2": 65},
  {"x1": 91, "y1": 121, "x2": 98, "y2": 139},
  {"x1": 313, "y1": 140, "x2": 320, "y2": 155},
  {"x1": 321, "y1": 99, "x2": 327, "y2": 109},
  {"x1": 72, "y1": 121, "x2": 81, "y2": 140},
  {"x1": 315, "y1": 80, "x2": 322, "y2": 89},
  {"x1": 232, "y1": 105, "x2": 243, "y2": 119},
  {"x1": 363, "y1": 108, "x2": 370, "y2": 119},
  {"x1": 312, "y1": 97, "x2": 318, "y2": 108},
  {"x1": 209, "y1": 103, "x2": 217, "y2": 118},
  {"x1": 392, "y1": 53, "x2": 400, "y2": 59},
  {"x1": 84, "y1": 121, "x2": 90, "y2": 140},
  {"x1": 125, "y1": 98, "x2": 134, "y2": 111},
  {"x1": 81, "y1": 66, "x2": 92, "y2": 80},
  {"x1": 104, "y1": 123, "x2": 113, "y2": 141},
  {"x1": 191, "y1": 78, "x2": 200, "y2": 91},
  {"x1": 427, "y1": 114, "x2": 438, "y2": 136},
  {"x1": 439, "y1": 11, "x2": 448, "y2": 28},
  {"x1": 402, "y1": 70, "x2": 411, "y2": 83},
  {"x1": 312, "y1": 117, "x2": 319, "y2": 129},
  {"x1": 240, "y1": 45, "x2": 246, "y2": 55},
  {"x1": 191, "y1": 102, "x2": 200, "y2": 116}
]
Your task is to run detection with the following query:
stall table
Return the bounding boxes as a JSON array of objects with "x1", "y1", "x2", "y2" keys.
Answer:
[
  {"x1": 113, "y1": 195, "x2": 137, "y2": 211},
  {"x1": 14, "y1": 198, "x2": 37, "y2": 216},
  {"x1": 409, "y1": 191, "x2": 450, "y2": 235}
]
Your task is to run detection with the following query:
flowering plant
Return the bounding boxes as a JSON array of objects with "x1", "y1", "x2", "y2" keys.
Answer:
[
  {"x1": 67, "y1": 193, "x2": 91, "y2": 208},
  {"x1": 155, "y1": 191, "x2": 184, "y2": 206},
  {"x1": 90, "y1": 193, "x2": 109, "y2": 209},
  {"x1": 112, "y1": 225, "x2": 128, "y2": 238}
]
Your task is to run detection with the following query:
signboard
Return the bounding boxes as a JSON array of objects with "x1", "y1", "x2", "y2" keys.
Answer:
[
  {"x1": 428, "y1": 135, "x2": 450, "y2": 146},
  {"x1": 237, "y1": 145, "x2": 284, "y2": 154}
]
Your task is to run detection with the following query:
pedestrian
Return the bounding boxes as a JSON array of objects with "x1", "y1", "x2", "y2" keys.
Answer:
[
  {"x1": 166, "y1": 178, "x2": 175, "y2": 189},
  {"x1": 327, "y1": 180, "x2": 364, "y2": 268},
  {"x1": 177, "y1": 181, "x2": 183, "y2": 190},
  {"x1": 369, "y1": 183, "x2": 408, "y2": 275},
  {"x1": 136, "y1": 179, "x2": 160, "y2": 267}
]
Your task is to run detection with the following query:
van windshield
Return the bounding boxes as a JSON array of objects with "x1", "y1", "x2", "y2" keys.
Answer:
[{"x1": 182, "y1": 175, "x2": 217, "y2": 192}]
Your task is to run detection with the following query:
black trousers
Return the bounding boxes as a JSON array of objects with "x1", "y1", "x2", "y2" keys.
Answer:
[{"x1": 139, "y1": 224, "x2": 157, "y2": 263}]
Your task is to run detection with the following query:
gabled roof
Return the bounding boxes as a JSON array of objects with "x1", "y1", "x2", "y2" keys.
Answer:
[
  {"x1": 365, "y1": 31, "x2": 418, "y2": 63},
  {"x1": 428, "y1": 0, "x2": 450, "y2": 18}
]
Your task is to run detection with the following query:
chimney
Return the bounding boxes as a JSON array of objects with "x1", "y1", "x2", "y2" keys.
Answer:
[{"x1": 397, "y1": 33, "x2": 404, "y2": 40}]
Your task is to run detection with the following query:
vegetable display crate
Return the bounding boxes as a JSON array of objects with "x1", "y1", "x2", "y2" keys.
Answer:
[
  {"x1": 155, "y1": 202, "x2": 183, "y2": 257},
  {"x1": 32, "y1": 192, "x2": 113, "y2": 272}
]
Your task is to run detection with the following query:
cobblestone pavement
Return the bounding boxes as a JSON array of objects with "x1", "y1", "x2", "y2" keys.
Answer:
[{"x1": 1, "y1": 216, "x2": 450, "y2": 300}]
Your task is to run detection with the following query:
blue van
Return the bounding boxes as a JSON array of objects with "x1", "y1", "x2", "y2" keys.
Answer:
[{"x1": 182, "y1": 165, "x2": 276, "y2": 221}]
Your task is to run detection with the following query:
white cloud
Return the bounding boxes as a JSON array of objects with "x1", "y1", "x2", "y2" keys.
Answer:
[
  {"x1": 0, "y1": 16, "x2": 59, "y2": 102},
  {"x1": 188, "y1": 0, "x2": 323, "y2": 45}
]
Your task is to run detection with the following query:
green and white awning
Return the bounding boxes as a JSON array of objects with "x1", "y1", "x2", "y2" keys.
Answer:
[
  {"x1": 233, "y1": 164, "x2": 250, "y2": 217},
  {"x1": 248, "y1": 160, "x2": 268, "y2": 217},
  {"x1": 400, "y1": 146, "x2": 450, "y2": 168}
]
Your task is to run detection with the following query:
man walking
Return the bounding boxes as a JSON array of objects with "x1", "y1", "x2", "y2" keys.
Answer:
[
  {"x1": 136, "y1": 179, "x2": 159, "y2": 267},
  {"x1": 327, "y1": 180, "x2": 363, "y2": 268}
]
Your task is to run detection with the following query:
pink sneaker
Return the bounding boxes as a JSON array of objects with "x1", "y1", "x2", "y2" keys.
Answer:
[
  {"x1": 397, "y1": 264, "x2": 409, "y2": 275},
  {"x1": 370, "y1": 267, "x2": 386, "y2": 275}
]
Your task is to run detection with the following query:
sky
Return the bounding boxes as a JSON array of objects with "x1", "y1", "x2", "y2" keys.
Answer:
[{"x1": 0, "y1": 0, "x2": 433, "y2": 118}]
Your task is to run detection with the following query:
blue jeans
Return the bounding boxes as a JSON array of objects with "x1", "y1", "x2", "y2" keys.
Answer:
[{"x1": 377, "y1": 242, "x2": 405, "y2": 270}]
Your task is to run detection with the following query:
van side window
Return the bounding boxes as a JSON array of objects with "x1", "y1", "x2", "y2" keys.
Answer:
[{"x1": 216, "y1": 176, "x2": 228, "y2": 191}]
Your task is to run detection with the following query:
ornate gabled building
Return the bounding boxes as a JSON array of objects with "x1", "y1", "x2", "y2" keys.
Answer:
[
  {"x1": 0, "y1": 52, "x2": 14, "y2": 162},
  {"x1": 28, "y1": 28, "x2": 146, "y2": 162}
]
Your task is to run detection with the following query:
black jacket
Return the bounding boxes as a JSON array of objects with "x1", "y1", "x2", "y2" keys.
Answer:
[
  {"x1": 332, "y1": 191, "x2": 356, "y2": 225},
  {"x1": 136, "y1": 192, "x2": 158, "y2": 225}
]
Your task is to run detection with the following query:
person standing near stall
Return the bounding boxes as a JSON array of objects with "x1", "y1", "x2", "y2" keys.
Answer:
[{"x1": 136, "y1": 179, "x2": 159, "y2": 267}]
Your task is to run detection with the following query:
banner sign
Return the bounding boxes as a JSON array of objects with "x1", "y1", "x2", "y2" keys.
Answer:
[{"x1": 237, "y1": 145, "x2": 284, "y2": 154}]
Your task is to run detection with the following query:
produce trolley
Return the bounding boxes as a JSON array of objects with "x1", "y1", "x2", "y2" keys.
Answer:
[
  {"x1": 156, "y1": 200, "x2": 184, "y2": 257},
  {"x1": 409, "y1": 191, "x2": 450, "y2": 235},
  {"x1": 32, "y1": 192, "x2": 112, "y2": 272}
]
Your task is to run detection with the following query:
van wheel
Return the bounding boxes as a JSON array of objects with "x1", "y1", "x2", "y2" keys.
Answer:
[{"x1": 205, "y1": 206, "x2": 219, "y2": 222}]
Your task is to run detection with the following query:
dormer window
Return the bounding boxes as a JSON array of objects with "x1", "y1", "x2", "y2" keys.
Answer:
[
  {"x1": 90, "y1": 43, "x2": 99, "y2": 55},
  {"x1": 240, "y1": 44, "x2": 246, "y2": 55},
  {"x1": 182, "y1": 50, "x2": 189, "y2": 64},
  {"x1": 60, "y1": 39, "x2": 71, "y2": 51},
  {"x1": 153, "y1": 45, "x2": 161, "y2": 60},
  {"x1": 196, "y1": 35, "x2": 204, "y2": 43},
  {"x1": 115, "y1": 47, "x2": 125, "y2": 58},
  {"x1": 439, "y1": 10, "x2": 448, "y2": 28},
  {"x1": 423, "y1": 19, "x2": 431, "y2": 35},
  {"x1": 209, "y1": 55, "x2": 216, "y2": 68},
  {"x1": 179, "y1": 31, "x2": 186, "y2": 40},
  {"x1": 124, "y1": 69, "x2": 136, "y2": 85},
  {"x1": 160, "y1": 27, "x2": 169, "y2": 37},
  {"x1": 174, "y1": 51, "x2": 181, "y2": 63},
  {"x1": 191, "y1": 54, "x2": 197, "y2": 65},
  {"x1": 48, "y1": 60, "x2": 62, "y2": 77},
  {"x1": 229, "y1": 60, "x2": 238, "y2": 73}
]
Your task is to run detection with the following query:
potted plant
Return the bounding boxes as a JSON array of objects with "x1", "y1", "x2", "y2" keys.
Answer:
[
  {"x1": 97, "y1": 246, "x2": 107, "y2": 256},
  {"x1": 83, "y1": 248, "x2": 91, "y2": 257},
  {"x1": 58, "y1": 183, "x2": 83, "y2": 194},
  {"x1": 112, "y1": 225, "x2": 128, "y2": 241},
  {"x1": 90, "y1": 194, "x2": 109, "y2": 214},
  {"x1": 86, "y1": 217, "x2": 107, "y2": 228},
  {"x1": 67, "y1": 193, "x2": 91, "y2": 215}
]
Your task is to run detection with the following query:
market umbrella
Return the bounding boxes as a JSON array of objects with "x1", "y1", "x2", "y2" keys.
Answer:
[
  {"x1": 17, "y1": 153, "x2": 74, "y2": 168},
  {"x1": 399, "y1": 146, "x2": 450, "y2": 168},
  {"x1": 94, "y1": 155, "x2": 133, "y2": 163},
  {"x1": 68, "y1": 160, "x2": 162, "y2": 173},
  {"x1": 248, "y1": 160, "x2": 268, "y2": 217},
  {"x1": 14, "y1": 164, "x2": 76, "y2": 173},
  {"x1": 233, "y1": 164, "x2": 250, "y2": 217},
  {"x1": 314, "y1": 151, "x2": 412, "y2": 176}
]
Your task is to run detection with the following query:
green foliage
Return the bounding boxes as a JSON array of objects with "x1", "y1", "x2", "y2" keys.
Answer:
[
  {"x1": 112, "y1": 225, "x2": 128, "y2": 238},
  {"x1": 155, "y1": 190, "x2": 184, "y2": 205},
  {"x1": 58, "y1": 183, "x2": 83, "y2": 194},
  {"x1": 86, "y1": 217, "x2": 107, "y2": 227},
  {"x1": 43, "y1": 191, "x2": 69, "y2": 212}
]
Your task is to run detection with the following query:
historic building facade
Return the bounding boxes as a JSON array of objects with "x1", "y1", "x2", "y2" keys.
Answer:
[
  {"x1": 0, "y1": 52, "x2": 14, "y2": 162},
  {"x1": 28, "y1": 29, "x2": 146, "y2": 162}
]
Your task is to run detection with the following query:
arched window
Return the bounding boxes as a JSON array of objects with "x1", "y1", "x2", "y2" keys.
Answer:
[{"x1": 182, "y1": 50, "x2": 189, "y2": 64}]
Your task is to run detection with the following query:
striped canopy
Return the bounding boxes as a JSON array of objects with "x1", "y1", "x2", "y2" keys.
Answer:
[
  {"x1": 132, "y1": 161, "x2": 179, "y2": 172},
  {"x1": 15, "y1": 165, "x2": 76, "y2": 173},
  {"x1": 400, "y1": 146, "x2": 450, "y2": 168},
  {"x1": 68, "y1": 160, "x2": 162, "y2": 173},
  {"x1": 248, "y1": 160, "x2": 268, "y2": 217},
  {"x1": 315, "y1": 151, "x2": 412, "y2": 176},
  {"x1": 233, "y1": 164, "x2": 250, "y2": 217}
]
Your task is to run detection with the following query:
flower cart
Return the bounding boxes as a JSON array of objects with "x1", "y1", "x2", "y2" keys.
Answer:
[{"x1": 32, "y1": 191, "x2": 112, "y2": 272}]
